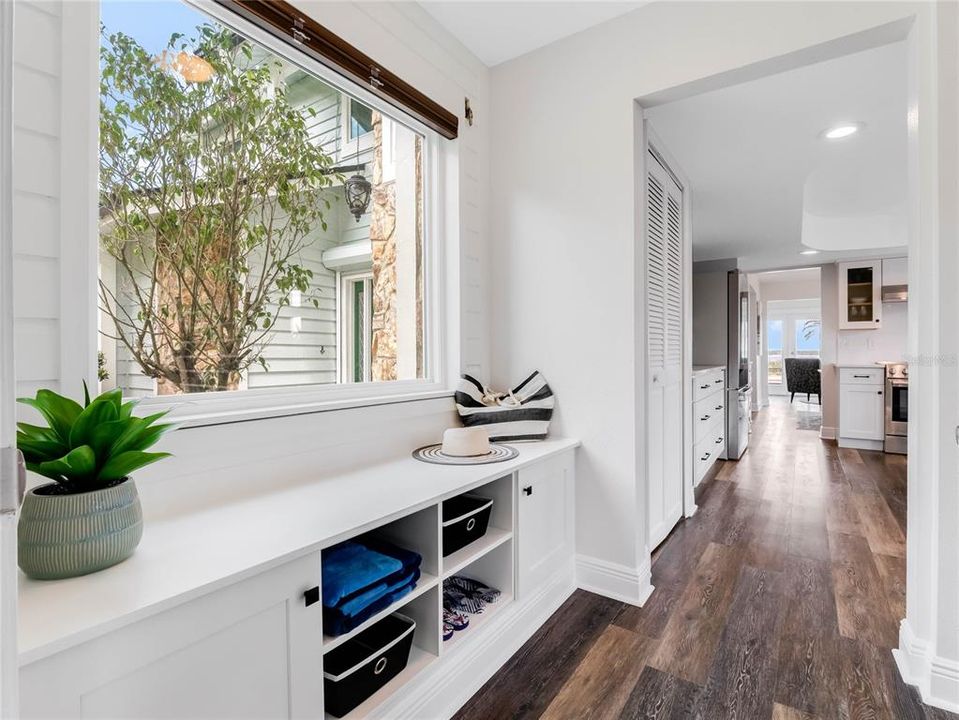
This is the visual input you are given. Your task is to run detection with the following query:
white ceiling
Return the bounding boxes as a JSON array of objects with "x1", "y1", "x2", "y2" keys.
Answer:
[
  {"x1": 419, "y1": 2, "x2": 644, "y2": 67},
  {"x1": 646, "y1": 41, "x2": 908, "y2": 269}
]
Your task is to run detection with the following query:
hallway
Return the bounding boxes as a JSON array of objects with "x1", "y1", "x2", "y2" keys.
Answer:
[{"x1": 455, "y1": 398, "x2": 956, "y2": 720}]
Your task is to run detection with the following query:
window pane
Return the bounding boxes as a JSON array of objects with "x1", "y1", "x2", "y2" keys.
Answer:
[
  {"x1": 767, "y1": 320, "x2": 783, "y2": 384},
  {"x1": 795, "y1": 319, "x2": 821, "y2": 356},
  {"x1": 98, "y1": 1, "x2": 427, "y2": 397},
  {"x1": 350, "y1": 101, "x2": 374, "y2": 139}
]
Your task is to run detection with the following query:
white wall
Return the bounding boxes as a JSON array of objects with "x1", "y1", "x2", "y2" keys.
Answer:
[
  {"x1": 489, "y1": 0, "x2": 928, "y2": 601},
  {"x1": 13, "y1": 0, "x2": 491, "y2": 502}
]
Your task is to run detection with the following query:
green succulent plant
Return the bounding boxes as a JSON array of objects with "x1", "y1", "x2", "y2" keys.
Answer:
[{"x1": 16, "y1": 383, "x2": 174, "y2": 494}]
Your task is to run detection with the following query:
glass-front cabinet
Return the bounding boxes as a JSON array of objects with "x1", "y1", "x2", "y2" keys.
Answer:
[{"x1": 838, "y1": 260, "x2": 883, "y2": 329}]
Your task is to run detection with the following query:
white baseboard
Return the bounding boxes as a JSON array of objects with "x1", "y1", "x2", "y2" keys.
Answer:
[
  {"x1": 378, "y1": 568, "x2": 577, "y2": 719},
  {"x1": 575, "y1": 554, "x2": 654, "y2": 607},
  {"x1": 894, "y1": 619, "x2": 959, "y2": 713},
  {"x1": 838, "y1": 436, "x2": 883, "y2": 451},
  {"x1": 820, "y1": 425, "x2": 837, "y2": 440}
]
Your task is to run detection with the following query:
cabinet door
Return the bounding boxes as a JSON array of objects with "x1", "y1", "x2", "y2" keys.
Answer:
[
  {"x1": 21, "y1": 553, "x2": 324, "y2": 720},
  {"x1": 839, "y1": 384, "x2": 885, "y2": 440},
  {"x1": 517, "y1": 451, "x2": 574, "y2": 599},
  {"x1": 839, "y1": 261, "x2": 883, "y2": 329}
]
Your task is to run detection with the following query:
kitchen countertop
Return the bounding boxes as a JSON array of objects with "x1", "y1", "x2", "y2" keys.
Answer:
[{"x1": 693, "y1": 365, "x2": 725, "y2": 375}]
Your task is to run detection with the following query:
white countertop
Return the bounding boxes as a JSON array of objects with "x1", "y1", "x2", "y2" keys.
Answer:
[
  {"x1": 834, "y1": 363, "x2": 885, "y2": 369},
  {"x1": 18, "y1": 437, "x2": 579, "y2": 665},
  {"x1": 693, "y1": 365, "x2": 725, "y2": 375}
]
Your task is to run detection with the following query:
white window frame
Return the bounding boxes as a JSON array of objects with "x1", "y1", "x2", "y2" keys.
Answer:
[{"x1": 87, "y1": 0, "x2": 452, "y2": 427}]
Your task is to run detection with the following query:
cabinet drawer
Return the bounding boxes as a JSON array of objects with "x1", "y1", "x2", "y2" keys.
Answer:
[
  {"x1": 693, "y1": 430, "x2": 725, "y2": 483},
  {"x1": 693, "y1": 400, "x2": 724, "y2": 446},
  {"x1": 839, "y1": 367, "x2": 883, "y2": 386},
  {"x1": 692, "y1": 369, "x2": 725, "y2": 402}
]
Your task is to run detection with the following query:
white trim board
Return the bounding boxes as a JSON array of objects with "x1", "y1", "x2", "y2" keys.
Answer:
[
  {"x1": 895, "y1": 619, "x2": 959, "y2": 713},
  {"x1": 575, "y1": 554, "x2": 654, "y2": 607}
]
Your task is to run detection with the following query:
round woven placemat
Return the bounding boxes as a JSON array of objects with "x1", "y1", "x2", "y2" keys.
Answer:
[{"x1": 412, "y1": 443, "x2": 518, "y2": 465}]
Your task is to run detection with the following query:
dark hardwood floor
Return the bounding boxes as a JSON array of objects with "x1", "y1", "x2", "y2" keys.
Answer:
[{"x1": 454, "y1": 397, "x2": 956, "y2": 720}]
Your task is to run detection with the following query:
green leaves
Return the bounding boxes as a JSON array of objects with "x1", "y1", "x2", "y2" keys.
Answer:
[
  {"x1": 34, "y1": 445, "x2": 97, "y2": 485},
  {"x1": 16, "y1": 385, "x2": 174, "y2": 492},
  {"x1": 18, "y1": 391, "x2": 83, "y2": 446},
  {"x1": 99, "y1": 451, "x2": 171, "y2": 483},
  {"x1": 98, "y1": 21, "x2": 337, "y2": 394}
]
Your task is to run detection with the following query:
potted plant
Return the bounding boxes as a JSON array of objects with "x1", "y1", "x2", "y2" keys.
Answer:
[{"x1": 15, "y1": 384, "x2": 174, "y2": 580}]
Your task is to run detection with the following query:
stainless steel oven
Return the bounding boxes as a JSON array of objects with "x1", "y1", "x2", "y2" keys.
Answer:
[{"x1": 884, "y1": 363, "x2": 908, "y2": 454}]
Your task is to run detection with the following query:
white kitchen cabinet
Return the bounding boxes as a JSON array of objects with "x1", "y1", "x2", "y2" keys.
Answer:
[
  {"x1": 20, "y1": 553, "x2": 324, "y2": 720},
  {"x1": 838, "y1": 260, "x2": 883, "y2": 329},
  {"x1": 838, "y1": 367, "x2": 885, "y2": 449}
]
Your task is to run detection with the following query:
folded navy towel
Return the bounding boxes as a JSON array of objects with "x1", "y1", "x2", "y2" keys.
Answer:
[
  {"x1": 324, "y1": 568, "x2": 421, "y2": 636},
  {"x1": 322, "y1": 541, "x2": 403, "y2": 609}
]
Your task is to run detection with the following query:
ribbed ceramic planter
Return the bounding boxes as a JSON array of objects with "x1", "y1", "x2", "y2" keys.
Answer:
[{"x1": 18, "y1": 479, "x2": 143, "y2": 580}]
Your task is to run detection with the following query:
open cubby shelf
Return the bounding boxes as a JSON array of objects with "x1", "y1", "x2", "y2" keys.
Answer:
[
  {"x1": 326, "y1": 646, "x2": 438, "y2": 720},
  {"x1": 322, "y1": 572, "x2": 439, "y2": 653},
  {"x1": 441, "y1": 527, "x2": 512, "y2": 579},
  {"x1": 320, "y1": 474, "x2": 516, "y2": 718}
]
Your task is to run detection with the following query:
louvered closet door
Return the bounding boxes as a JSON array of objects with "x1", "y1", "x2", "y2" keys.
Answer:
[{"x1": 646, "y1": 151, "x2": 685, "y2": 550}]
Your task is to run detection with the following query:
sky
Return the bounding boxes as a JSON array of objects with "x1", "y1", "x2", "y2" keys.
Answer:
[
  {"x1": 767, "y1": 320, "x2": 820, "y2": 353},
  {"x1": 100, "y1": 0, "x2": 211, "y2": 52}
]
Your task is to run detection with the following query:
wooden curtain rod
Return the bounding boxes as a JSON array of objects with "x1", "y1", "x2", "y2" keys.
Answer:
[{"x1": 214, "y1": 0, "x2": 459, "y2": 140}]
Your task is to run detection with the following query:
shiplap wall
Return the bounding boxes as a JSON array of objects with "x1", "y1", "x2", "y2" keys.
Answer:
[{"x1": 13, "y1": 1, "x2": 62, "y2": 402}]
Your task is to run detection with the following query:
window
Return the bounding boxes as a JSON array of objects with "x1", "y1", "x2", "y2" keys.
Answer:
[
  {"x1": 348, "y1": 99, "x2": 374, "y2": 140},
  {"x1": 97, "y1": 0, "x2": 434, "y2": 408}
]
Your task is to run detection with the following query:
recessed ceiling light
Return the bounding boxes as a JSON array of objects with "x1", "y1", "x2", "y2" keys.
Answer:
[
  {"x1": 822, "y1": 123, "x2": 863, "y2": 140},
  {"x1": 799, "y1": 249, "x2": 820, "y2": 255}
]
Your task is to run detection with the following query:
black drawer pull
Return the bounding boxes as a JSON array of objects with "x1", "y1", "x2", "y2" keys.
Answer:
[
  {"x1": 715, "y1": 405, "x2": 723, "y2": 410},
  {"x1": 304, "y1": 586, "x2": 320, "y2": 607},
  {"x1": 700, "y1": 452, "x2": 711, "y2": 461},
  {"x1": 853, "y1": 374, "x2": 871, "y2": 378},
  {"x1": 878, "y1": 391, "x2": 883, "y2": 395},
  {"x1": 715, "y1": 437, "x2": 724, "y2": 444},
  {"x1": 700, "y1": 384, "x2": 710, "y2": 390},
  {"x1": 700, "y1": 415, "x2": 710, "y2": 421},
  {"x1": 715, "y1": 379, "x2": 723, "y2": 384},
  {"x1": 523, "y1": 486, "x2": 533, "y2": 496}
]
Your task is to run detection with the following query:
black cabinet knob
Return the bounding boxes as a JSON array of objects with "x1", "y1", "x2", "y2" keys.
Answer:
[
  {"x1": 523, "y1": 486, "x2": 533, "y2": 496},
  {"x1": 304, "y1": 586, "x2": 320, "y2": 607}
]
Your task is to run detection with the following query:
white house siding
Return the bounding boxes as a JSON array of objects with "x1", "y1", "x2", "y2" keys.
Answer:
[{"x1": 12, "y1": 1, "x2": 62, "y2": 407}]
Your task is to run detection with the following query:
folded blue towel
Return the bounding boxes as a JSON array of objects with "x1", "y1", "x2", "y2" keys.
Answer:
[
  {"x1": 359, "y1": 537, "x2": 422, "y2": 576},
  {"x1": 322, "y1": 541, "x2": 403, "y2": 608},
  {"x1": 324, "y1": 568, "x2": 421, "y2": 636}
]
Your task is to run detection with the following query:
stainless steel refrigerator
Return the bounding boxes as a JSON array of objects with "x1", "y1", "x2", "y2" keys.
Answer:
[{"x1": 725, "y1": 270, "x2": 752, "y2": 459}]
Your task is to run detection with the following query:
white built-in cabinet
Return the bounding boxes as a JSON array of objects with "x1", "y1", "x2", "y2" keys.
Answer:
[
  {"x1": 19, "y1": 447, "x2": 577, "y2": 720},
  {"x1": 838, "y1": 367, "x2": 885, "y2": 449},
  {"x1": 516, "y1": 453, "x2": 574, "y2": 597},
  {"x1": 645, "y1": 150, "x2": 686, "y2": 550},
  {"x1": 20, "y1": 553, "x2": 324, "y2": 719},
  {"x1": 838, "y1": 260, "x2": 883, "y2": 329}
]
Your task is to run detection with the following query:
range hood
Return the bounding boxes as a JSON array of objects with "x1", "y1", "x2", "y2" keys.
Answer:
[{"x1": 882, "y1": 284, "x2": 908, "y2": 303}]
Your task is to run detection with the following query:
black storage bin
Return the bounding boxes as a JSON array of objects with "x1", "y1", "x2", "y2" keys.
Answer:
[
  {"x1": 323, "y1": 613, "x2": 416, "y2": 718},
  {"x1": 442, "y1": 494, "x2": 493, "y2": 557}
]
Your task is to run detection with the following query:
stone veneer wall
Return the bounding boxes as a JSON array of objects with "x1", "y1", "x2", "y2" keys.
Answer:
[
  {"x1": 370, "y1": 112, "x2": 398, "y2": 381},
  {"x1": 369, "y1": 113, "x2": 425, "y2": 382}
]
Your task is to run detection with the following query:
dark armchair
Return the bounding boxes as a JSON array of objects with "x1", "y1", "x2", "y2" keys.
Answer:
[{"x1": 784, "y1": 357, "x2": 821, "y2": 404}]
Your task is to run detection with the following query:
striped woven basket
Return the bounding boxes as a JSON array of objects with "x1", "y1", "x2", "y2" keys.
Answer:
[{"x1": 454, "y1": 372, "x2": 554, "y2": 441}]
